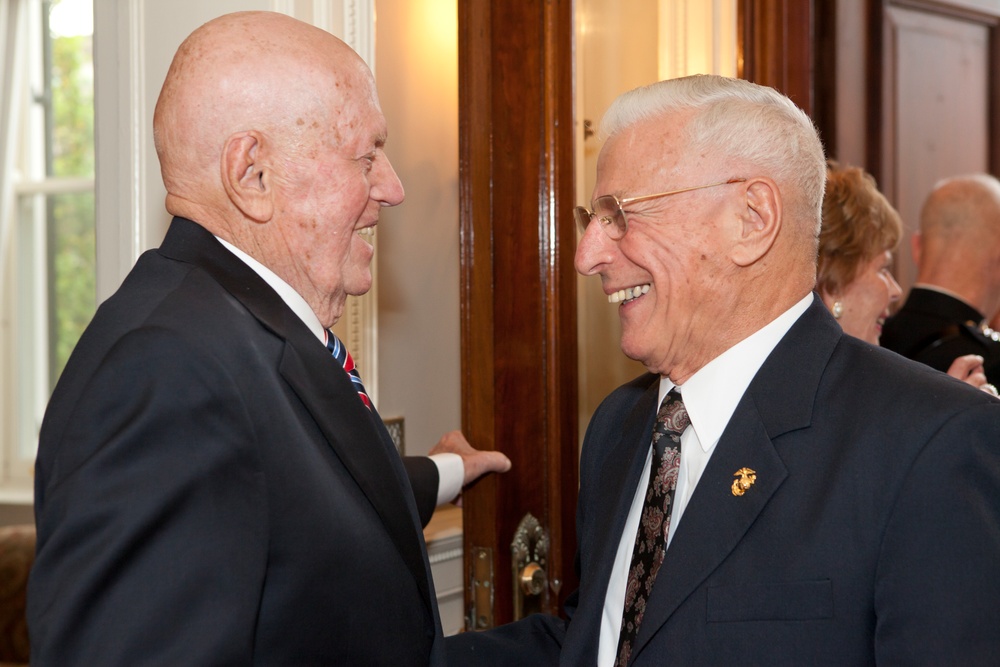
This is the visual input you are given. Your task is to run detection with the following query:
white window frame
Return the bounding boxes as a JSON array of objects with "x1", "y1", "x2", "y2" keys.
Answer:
[{"x1": 0, "y1": 0, "x2": 96, "y2": 500}]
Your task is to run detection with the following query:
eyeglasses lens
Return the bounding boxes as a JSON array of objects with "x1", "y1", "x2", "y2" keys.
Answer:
[
  {"x1": 575, "y1": 197, "x2": 626, "y2": 240},
  {"x1": 593, "y1": 196, "x2": 625, "y2": 240},
  {"x1": 573, "y1": 207, "x2": 593, "y2": 235}
]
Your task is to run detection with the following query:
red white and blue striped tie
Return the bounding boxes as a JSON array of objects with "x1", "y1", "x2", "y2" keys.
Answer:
[{"x1": 326, "y1": 330, "x2": 373, "y2": 411}]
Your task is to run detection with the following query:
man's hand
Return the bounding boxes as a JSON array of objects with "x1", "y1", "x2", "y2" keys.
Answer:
[
  {"x1": 429, "y1": 431, "x2": 511, "y2": 504},
  {"x1": 946, "y1": 354, "x2": 988, "y2": 389}
]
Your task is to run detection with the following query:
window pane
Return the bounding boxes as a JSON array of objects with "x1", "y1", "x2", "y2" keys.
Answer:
[
  {"x1": 49, "y1": 190, "x2": 96, "y2": 381},
  {"x1": 46, "y1": 0, "x2": 97, "y2": 380},
  {"x1": 50, "y1": 7, "x2": 94, "y2": 179},
  {"x1": 1, "y1": 0, "x2": 95, "y2": 483}
]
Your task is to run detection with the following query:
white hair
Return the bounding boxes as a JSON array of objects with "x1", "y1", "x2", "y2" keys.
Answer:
[{"x1": 600, "y1": 74, "x2": 827, "y2": 232}]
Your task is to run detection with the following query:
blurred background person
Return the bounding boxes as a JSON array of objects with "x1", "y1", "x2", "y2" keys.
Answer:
[
  {"x1": 817, "y1": 162, "x2": 990, "y2": 391},
  {"x1": 881, "y1": 173, "x2": 1000, "y2": 388}
]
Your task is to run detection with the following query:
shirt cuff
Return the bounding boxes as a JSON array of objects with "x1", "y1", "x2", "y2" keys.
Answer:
[{"x1": 430, "y1": 452, "x2": 464, "y2": 505}]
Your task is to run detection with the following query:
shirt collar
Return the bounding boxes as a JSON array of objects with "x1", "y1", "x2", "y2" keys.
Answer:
[
  {"x1": 215, "y1": 236, "x2": 326, "y2": 344},
  {"x1": 658, "y1": 292, "x2": 813, "y2": 452}
]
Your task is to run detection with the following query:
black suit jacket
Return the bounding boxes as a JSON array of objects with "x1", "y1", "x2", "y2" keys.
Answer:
[
  {"x1": 881, "y1": 286, "x2": 1000, "y2": 384},
  {"x1": 448, "y1": 297, "x2": 1000, "y2": 665},
  {"x1": 28, "y1": 217, "x2": 445, "y2": 665}
]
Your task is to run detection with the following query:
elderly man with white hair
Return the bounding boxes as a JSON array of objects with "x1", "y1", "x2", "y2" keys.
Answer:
[{"x1": 448, "y1": 75, "x2": 1000, "y2": 666}]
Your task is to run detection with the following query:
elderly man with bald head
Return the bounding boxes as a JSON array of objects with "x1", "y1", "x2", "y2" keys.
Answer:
[
  {"x1": 881, "y1": 174, "x2": 1000, "y2": 388},
  {"x1": 448, "y1": 76, "x2": 1000, "y2": 666},
  {"x1": 27, "y1": 12, "x2": 506, "y2": 665}
]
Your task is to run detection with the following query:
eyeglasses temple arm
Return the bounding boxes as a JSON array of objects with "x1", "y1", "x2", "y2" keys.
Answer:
[{"x1": 618, "y1": 178, "x2": 747, "y2": 207}]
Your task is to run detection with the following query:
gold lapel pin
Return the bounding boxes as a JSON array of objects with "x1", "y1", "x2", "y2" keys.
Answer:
[{"x1": 731, "y1": 467, "x2": 757, "y2": 496}]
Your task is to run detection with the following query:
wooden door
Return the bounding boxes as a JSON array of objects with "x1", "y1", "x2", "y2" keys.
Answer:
[
  {"x1": 739, "y1": 0, "x2": 816, "y2": 116},
  {"x1": 458, "y1": 0, "x2": 579, "y2": 628}
]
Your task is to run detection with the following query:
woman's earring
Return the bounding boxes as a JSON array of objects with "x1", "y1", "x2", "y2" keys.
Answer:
[{"x1": 832, "y1": 301, "x2": 843, "y2": 319}]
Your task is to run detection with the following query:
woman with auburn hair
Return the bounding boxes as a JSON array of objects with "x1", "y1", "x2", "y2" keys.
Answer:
[{"x1": 818, "y1": 161, "x2": 989, "y2": 389}]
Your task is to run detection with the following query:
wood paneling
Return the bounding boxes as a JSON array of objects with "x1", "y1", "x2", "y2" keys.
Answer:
[
  {"x1": 458, "y1": 0, "x2": 579, "y2": 626},
  {"x1": 738, "y1": 0, "x2": 815, "y2": 115},
  {"x1": 874, "y1": 0, "x2": 999, "y2": 292},
  {"x1": 813, "y1": 0, "x2": 840, "y2": 157}
]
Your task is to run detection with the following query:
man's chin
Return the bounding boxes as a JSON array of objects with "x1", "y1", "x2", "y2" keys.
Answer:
[
  {"x1": 344, "y1": 274, "x2": 373, "y2": 298},
  {"x1": 619, "y1": 337, "x2": 650, "y2": 368}
]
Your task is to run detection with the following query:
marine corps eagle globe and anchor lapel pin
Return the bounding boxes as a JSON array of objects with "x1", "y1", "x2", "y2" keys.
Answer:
[{"x1": 731, "y1": 467, "x2": 757, "y2": 497}]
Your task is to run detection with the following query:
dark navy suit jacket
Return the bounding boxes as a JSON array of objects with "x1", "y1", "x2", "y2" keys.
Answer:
[
  {"x1": 29, "y1": 217, "x2": 444, "y2": 665},
  {"x1": 448, "y1": 297, "x2": 1000, "y2": 666}
]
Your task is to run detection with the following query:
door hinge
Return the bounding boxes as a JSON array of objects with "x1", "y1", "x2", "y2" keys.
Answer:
[{"x1": 467, "y1": 546, "x2": 494, "y2": 630}]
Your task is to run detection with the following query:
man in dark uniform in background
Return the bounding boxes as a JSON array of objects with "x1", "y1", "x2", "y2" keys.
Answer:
[{"x1": 881, "y1": 173, "x2": 1000, "y2": 391}]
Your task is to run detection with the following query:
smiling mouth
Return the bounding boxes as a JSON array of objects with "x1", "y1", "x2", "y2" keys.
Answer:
[
  {"x1": 357, "y1": 226, "x2": 375, "y2": 238},
  {"x1": 609, "y1": 284, "x2": 650, "y2": 304}
]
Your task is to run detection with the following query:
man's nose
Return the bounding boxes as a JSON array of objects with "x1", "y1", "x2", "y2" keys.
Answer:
[
  {"x1": 374, "y1": 155, "x2": 405, "y2": 206},
  {"x1": 575, "y1": 220, "x2": 616, "y2": 276}
]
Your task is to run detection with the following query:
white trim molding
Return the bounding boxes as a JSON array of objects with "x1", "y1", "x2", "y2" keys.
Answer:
[{"x1": 93, "y1": 0, "x2": 149, "y2": 301}]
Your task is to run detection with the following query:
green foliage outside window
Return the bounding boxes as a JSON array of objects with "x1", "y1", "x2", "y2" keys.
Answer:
[{"x1": 47, "y1": 25, "x2": 95, "y2": 384}]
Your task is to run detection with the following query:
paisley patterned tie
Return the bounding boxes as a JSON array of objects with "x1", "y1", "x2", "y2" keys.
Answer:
[
  {"x1": 615, "y1": 388, "x2": 688, "y2": 666},
  {"x1": 326, "y1": 330, "x2": 373, "y2": 411}
]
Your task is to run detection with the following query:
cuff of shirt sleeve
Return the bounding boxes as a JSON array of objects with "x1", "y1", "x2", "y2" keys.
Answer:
[{"x1": 430, "y1": 452, "x2": 464, "y2": 505}]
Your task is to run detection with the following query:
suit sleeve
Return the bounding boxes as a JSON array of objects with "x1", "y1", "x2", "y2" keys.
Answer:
[
  {"x1": 444, "y1": 613, "x2": 565, "y2": 666},
  {"x1": 874, "y1": 400, "x2": 1000, "y2": 663},
  {"x1": 442, "y1": 380, "x2": 649, "y2": 665},
  {"x1": 402, "y1": 456, "x2": 440, "y2": 527},
  {"x1": 29, "y1": 327, "x2": 267, "y2": 665}
]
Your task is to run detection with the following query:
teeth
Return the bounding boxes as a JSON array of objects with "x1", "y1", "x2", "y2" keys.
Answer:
[
  {"x1": 608, "y1": 284, "x2": 650, "y2": 304},
  {"x1": 357, "y1": 227, "x2": 375, "y2": 237}
]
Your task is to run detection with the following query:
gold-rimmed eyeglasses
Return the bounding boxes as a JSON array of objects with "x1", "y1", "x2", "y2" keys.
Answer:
[{"x1": 574, "y1": 178, "x2": 747, "y2": 240}]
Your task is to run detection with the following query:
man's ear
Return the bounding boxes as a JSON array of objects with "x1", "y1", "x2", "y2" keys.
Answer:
[
  {"x1": 221, "y1": 131, "x2": 273, "y2": 223},
  {"x1": 910, "y1": 231, "x2": 922, "y2": 269},
  {"x1": 731, "y1": 177, "x2": 781, "y2": 267}
]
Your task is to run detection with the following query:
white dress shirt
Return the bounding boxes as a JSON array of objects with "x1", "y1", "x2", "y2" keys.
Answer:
[
  {"x1": 597, "y1": 293, "x2": 813, "y2": 666},
  {"x1": 216, "y1": 237, "x2": 463, "y2": 505}
]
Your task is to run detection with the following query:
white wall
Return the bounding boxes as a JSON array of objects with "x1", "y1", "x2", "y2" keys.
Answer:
[{"x1": 373, "y1": 0, "x2": 461, "y2": 456}]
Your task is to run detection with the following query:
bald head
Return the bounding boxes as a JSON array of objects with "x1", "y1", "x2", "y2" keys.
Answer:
[
  {"x1": 152, "y1": 12, "x2": 404, "y2": 328},
  {"x1": 920, "y1": 174, "x2": 1000, "y2": 243},
  {"x1": 153, "y1": 11, "x2": 374, "y2": 224},
  {"x1": 916, "y1": 173, "x2": 1000, "y2": 316}
]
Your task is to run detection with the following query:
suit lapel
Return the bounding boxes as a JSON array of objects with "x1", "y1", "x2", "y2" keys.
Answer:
[
  {"x1": 564, "y1": 379, "x2": 660, "y2": 661},
  {"x1": 157, "y1": 218, "x2": 436, "y2": 614},
  {"x1": 630, "y1": 298, "x2": 841, "y2": 662},
  {"x1": 630, "y1": 404, "x2": 788, "y2": 659},
  {"x1": 277, "y1": 342, "x2": 437, "y2": 614},
  {"x1": 588, "y1": 382, "x2": 660, "y2": 585}
]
